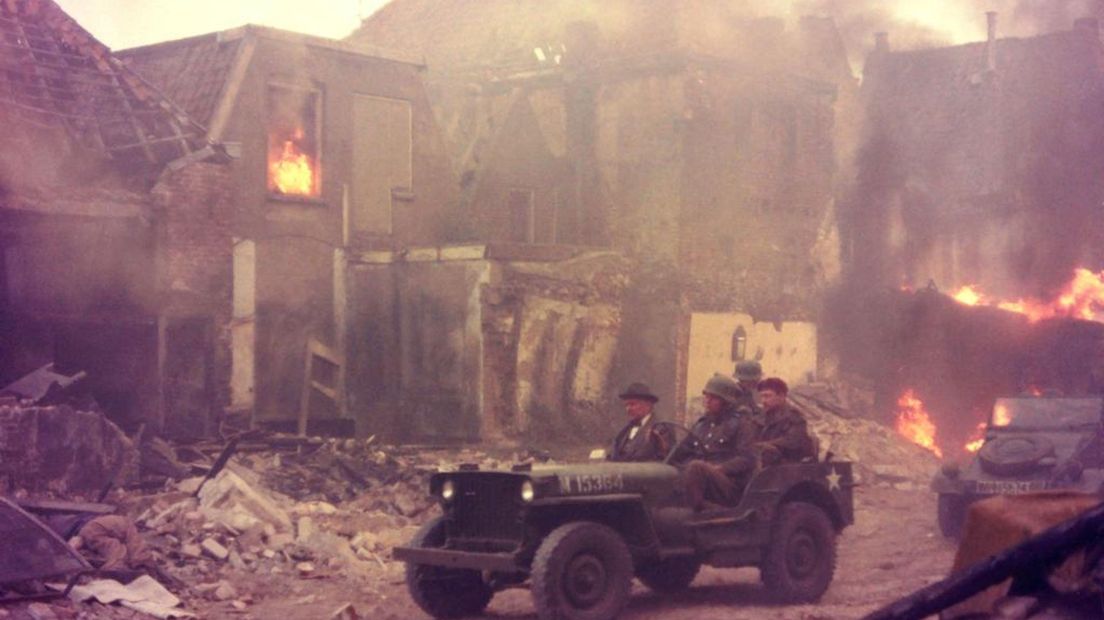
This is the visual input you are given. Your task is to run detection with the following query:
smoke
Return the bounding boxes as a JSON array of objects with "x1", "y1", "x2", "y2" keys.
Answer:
[{"x1": 793, "y1": 0, "x2": 1104, "y2": 68}]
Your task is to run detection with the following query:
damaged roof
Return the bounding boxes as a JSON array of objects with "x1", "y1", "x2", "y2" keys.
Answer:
[
  {"x1": 350, "y1": 0, "x2": 850, "y2": 82},
  {"x1": 0, "y1": 0, "x2": 209, "y2": 172},
  {"x1": 116, "y1": 25, "x2": 424, "y2": 140}
]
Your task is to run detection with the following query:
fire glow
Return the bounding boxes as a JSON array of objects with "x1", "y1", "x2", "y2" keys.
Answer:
[
  {"x1": 949, "y1": 268, "x2": 1104, "y2": 322},
  {"x1": 895, "y1": 389, "x2": 943, "y2": 458},
  {"x1": 269, "y1": 128, "x2": 316, "y2": 196},
  {"x1": 964, "y1": 422, "x2": 986, "y2": 453}
]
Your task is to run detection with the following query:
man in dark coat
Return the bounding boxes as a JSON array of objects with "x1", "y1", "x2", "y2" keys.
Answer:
[
  {"x1": 676, "y1": 373, "x2": 760, "y2": 511},
  {"x1": 755, "y1": 377, "x2": 816, "y2": 465},
  {"x1": 608, "y1": 382, "x2": 673, "y2": 462}
]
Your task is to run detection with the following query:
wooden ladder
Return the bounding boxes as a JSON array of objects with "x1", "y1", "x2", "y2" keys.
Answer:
[{"x1": 297, "y1": 338, "x2": 345, "y2": 436}]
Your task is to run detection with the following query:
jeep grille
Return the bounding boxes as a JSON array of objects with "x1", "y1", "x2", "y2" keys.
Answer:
[{"x1": 449, "y1": 476, "x2": 524, "y2": 543}]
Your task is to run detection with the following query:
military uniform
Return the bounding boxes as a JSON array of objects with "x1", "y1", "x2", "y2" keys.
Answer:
[
  {"x1": 755, "y1": 403, "x2": 815, "y2": 465},
  {"x1": 678, "y1": 374, "x2": 761, "y2": 509},
  {"x1": 609, "y1": 415, "x2": 673, "y2": 462}
]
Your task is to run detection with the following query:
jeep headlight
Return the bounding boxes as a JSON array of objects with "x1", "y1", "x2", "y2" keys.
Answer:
[
  {"x1": 520, "y1": 480, "x2": 535, "y2": 503},
  {"x1": 441, "y1": 479, "x2": 456, "y2": 502}
]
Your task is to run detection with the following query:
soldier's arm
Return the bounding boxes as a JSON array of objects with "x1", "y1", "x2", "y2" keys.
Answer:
[
  {"x1": 758, "y1": 413, "x2": 813, "y2": 458},
  {"x1": 717, "y1": 416, "x2": 759, "y2": 476}
]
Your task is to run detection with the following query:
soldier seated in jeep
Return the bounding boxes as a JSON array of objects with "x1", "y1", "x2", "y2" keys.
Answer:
[
  {"x1": 754, "y1": 377, "x2": 816, "y2": 466},
  {"x1": 675, "y1": 373, "x2": 760, "y2": 511}
]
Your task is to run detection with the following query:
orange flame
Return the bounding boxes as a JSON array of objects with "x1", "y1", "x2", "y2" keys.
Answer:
[
  {"x1": 895, "y1": 389, "x2": 943, "y2": 458},
  {"x1": 992, "y1": 402, "x2": 1012, "y2": 427},
  {"x1": 269, "y1": 129, "x2": 316, "y2": 196},
  {"x1": 964, "y1": 422, "x2": 986, "y2": 453},
  {"x1": 947, "y1": 269, "x2": 1104, "y2": 323},
  {"x1": 951, "y1": 285, "x2": 982, "y2": 306}
]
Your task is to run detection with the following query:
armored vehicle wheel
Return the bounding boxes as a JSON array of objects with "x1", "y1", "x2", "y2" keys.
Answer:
[
  {"x1": 404, "y1": 517, "x2": 493, "y2": 619},
  {"x1": 531, "y1": 521, "x2": 633, "y2": 620},
  {"x1": 761, "y1": 502, "x2": 837, "y2": 603},
  {"x1": 937, "y1": 494, "x2": 966, "y2": 539},
  {"x1": 635, "y1": 556, "x2": 700, "y2": 593}
]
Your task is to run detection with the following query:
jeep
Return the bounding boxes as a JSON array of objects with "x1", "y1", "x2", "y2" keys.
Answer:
[
  {"x1": 931, "y1": 395, "x2": 1104, "y2": 539},
  {"x1": 393, "y1": 426, "x2": 854, "y2": 620}
]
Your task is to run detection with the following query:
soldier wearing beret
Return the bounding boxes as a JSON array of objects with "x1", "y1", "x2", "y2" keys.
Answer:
[{"x1": 755, "y1": 377, "x2": 815, "y2": 465}]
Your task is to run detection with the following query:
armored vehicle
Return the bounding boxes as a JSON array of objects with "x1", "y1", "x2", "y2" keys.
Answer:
[
  {"x1": 931, "y1": 395, "x2": 1104, "y2": 539},
  {"x1": 394, "y1": 429, "x2": 854, "y2": 620}
]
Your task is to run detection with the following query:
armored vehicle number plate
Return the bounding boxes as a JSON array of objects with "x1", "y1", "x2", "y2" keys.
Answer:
[
  {"x1": 974, "y1": 480, "x2": 1046, "y2": 495},
  {"x1": 559, "y1": 474, "x2": 624, "y2": 495}
]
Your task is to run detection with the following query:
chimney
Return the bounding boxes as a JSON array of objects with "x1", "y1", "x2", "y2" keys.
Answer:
[
  {"x1": 985, "y1": 11, "x2": 997, "y2": 72},
  {"x1": 874, "y1": 31, "x2": 889, "y2": 53}
]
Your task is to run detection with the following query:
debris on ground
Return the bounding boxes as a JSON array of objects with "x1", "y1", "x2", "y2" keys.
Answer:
[{"x1": 0, "y1": 379, "x2": 946, "y2": 618}]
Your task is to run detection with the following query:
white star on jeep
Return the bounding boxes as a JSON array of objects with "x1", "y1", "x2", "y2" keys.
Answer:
[{"x1": 826, "y1": 468, "x2": 842, "y2": 491}]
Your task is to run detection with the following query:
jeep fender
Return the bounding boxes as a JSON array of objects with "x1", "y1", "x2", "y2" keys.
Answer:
[{"x1": 780, "y1": 482, "x2": 848, "y2": 530}]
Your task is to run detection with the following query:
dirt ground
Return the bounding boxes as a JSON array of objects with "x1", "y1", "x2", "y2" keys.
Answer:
[{"x1": 206, "y1": 484, "x2": 957, "y2": 620}]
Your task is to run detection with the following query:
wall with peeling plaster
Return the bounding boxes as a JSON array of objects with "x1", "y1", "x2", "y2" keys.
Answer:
[
  {"x1": 346, "y1": 246, "x2": 628, "y2": 443},
  {"x1": 684, "y1": 312, "x2": 818, "y2": 417}
]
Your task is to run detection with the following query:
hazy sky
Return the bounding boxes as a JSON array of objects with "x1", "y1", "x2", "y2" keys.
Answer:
[{"x1": 55, "y1": 0, "x2": 391, "y2": 50}]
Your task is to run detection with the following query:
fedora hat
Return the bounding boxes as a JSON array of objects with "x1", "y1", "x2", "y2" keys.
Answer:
[{"x1": 618, "y1": 382, "x2": 659, "y2": 403}]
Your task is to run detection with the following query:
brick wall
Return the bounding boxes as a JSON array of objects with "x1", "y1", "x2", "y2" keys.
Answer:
[{"x1": 151, "y1": 161, "x2": 235, "y2": 435}]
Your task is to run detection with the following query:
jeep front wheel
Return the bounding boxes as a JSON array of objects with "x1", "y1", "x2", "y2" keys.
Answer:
[
  {"x1": 531, "y1": 521, "x2": 633, "y2": 620},
  {"x1": 761, "y1": 502, "x2": 837, "y2": 603},
  {"x1": 404, "y1": 516, "x2": 493, "y2": 618},
  {"x1": 636, "y1": 556, "x2": 700, "y2": 593}
]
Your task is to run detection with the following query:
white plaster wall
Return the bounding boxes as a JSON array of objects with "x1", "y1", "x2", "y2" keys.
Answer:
[
  {"x1": 685, "y1": 312, "x2": 817, "y2": 407},
  {"x1": 230, "y1": 239, "x2": 256, "y2": 408}
]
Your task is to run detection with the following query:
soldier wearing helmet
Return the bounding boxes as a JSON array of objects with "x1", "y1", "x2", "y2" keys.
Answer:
[
  {"x1": 675, "y1": 373, "x2": 761, "y2": 512},
  {"x1": 734, "y1": 360, "x2": 763, "y2": 413}
]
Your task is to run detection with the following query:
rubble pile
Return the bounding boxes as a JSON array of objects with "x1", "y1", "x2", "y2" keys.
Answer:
[
  {"x1": 792, "y1": 383, "x2": 940, "y2": 489},
  {"x1": 0, "y1": 404, "x2": 138, "y2": 494}
]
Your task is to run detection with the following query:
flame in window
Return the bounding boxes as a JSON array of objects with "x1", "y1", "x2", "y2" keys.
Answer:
[{"x1": 269, "y1": 128, "x2": 316, "y2": 196}]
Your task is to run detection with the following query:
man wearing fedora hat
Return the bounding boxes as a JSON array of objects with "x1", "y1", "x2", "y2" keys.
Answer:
[{"x1": 608, "y1": 382, "x2": 673, "y2": 462}]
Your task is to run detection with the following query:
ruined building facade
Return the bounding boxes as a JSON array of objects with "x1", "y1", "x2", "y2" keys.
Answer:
[
  {"x1": 120, "y1": 27, "x2": 458, "y2": 428},
  {"x1": 352, "y1": 0, "x2": 857, "y2": 419},
  {"x1": 0, "y1": 0, "x2": 233, "y2": 437},
  {"x1": 849, "y1": 17, "x2": 1104, "y2": 299}
]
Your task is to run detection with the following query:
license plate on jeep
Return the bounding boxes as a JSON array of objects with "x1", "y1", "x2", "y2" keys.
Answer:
[{"x1": 973, "y1": 480, "x2": 1046, "y2": 495}]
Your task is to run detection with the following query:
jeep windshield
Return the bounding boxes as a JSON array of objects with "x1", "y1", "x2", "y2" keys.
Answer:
[{"x1": 990, "y1": 397, "x2": 1103, "y2": 430}]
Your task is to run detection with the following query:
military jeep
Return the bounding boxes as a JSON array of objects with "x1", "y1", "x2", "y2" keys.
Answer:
[
  {"x1": 394, "y1": 430, "x2": 854, "y2": 620},
  {"x1": 931, "y1": 395, "x2": 1104, "y2": 539}
]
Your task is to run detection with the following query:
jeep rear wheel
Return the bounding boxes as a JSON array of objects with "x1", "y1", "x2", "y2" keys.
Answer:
[
  {"x1": 937, "y1": 494, "x2": 966, "y2": 540},
  {"x1": 761, "y1": 502, "x2": 837, "y2": 603},
  {"x1": 404, "y1": 517, "x2": 493, "y2": 618},
  {"x1": 636, "y1": 556, "x2": 700, "y2": 593},
  {"x1": 531, "y1": 522, "x2": 633, "y2": 620}
]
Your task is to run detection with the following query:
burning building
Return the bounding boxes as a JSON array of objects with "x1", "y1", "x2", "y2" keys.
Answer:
[
  {"x1": 117, "y1": 26, "x2": 459, "y2": 429},
  {"x1": 0, "y1": 0, "x2": 234, "y2": 437},
  {"x1": 826, "y1": 12, "x2": 1104, "y2": 458},
  {"x1": 351, "y1": 0, "x2": 859, "y2": 420},
  {"x1": 846, "y1": 14, "x2": 1104, "y2": 297}
]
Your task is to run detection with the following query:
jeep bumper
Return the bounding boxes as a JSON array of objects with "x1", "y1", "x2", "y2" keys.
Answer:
[{"x1": 393, "y1": 546, "x2": 523, "y2": 572}]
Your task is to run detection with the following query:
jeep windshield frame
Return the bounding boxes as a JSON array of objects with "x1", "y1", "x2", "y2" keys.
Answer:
[{"x1": 988, "y1": 397, "x2": 1103, "y2": 430}]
